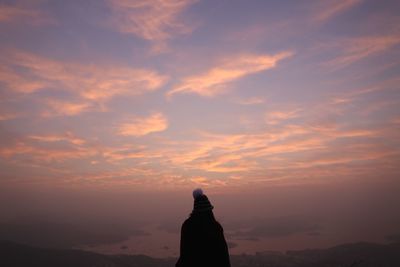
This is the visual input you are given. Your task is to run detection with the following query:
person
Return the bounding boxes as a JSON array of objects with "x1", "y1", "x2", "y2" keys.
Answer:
[{"x1": 176, "y1": 188, "x2": 231, "y2": 267}]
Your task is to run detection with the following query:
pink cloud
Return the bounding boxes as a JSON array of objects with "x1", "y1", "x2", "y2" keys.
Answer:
[
  {"x1": 167, "y1": 51, "x2": 293, "y2": 97},
  {"x1": 0, "y1": 4, "x2": 55, "y2": 25},
  {"x1": 313, "y1": 0, "x2": 363, "y2": 23},
  {"x1": 107, "y1": 0, "x2": 196, "y2": 52},
  {"x1": 118, "y1": 112, "x2": 168, "y2": 137},
  {"x1": 265, "y1": 109, "x2": 302, "y2": 125},
  {"x1": 0, "y1": 112, "x2": 19, "y2": 121},
  {"x1": 43, "y1": 99, "x2": 92, "y2": 117},
  {"x1": 324, "y1": 35, "x2": 400, "y2": 68},
  {"x1": 233, "y1": 96, "x2": 265, "y2": 105},
  {"x1": 0, "y1": 141, "x2": 96, "y2": 163},
  {"x1": 28, "y1": 132, "x2": 86, "y2": 146},
  {"x1": 0, "y1": 50, "x2": 169, "y2": 104}
]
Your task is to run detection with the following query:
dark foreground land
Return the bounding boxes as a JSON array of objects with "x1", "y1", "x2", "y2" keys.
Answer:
[{"x1": 1, "y1": 240, "x2": 400, "y2": 267}]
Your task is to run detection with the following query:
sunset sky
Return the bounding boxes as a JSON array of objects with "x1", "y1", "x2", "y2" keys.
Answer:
[{"x1": 0, "y1": 0, "x2": 400, "y2": 257}]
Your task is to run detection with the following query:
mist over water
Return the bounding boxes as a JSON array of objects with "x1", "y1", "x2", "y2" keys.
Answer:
[{"x1": 1, "y1": 175, "x2": 399, "y2": 257}]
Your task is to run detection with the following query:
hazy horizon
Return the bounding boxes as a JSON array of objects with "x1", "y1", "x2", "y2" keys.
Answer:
[{"x1": 0, "y1": 0, "x2": 399, "y2": 258}]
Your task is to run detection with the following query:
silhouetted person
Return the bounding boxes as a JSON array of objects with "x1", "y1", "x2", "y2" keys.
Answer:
[{"x1": 176, "y1": 188, "x2": 231, "y2": 267}]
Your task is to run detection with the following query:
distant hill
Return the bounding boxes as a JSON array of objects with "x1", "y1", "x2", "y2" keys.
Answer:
[
  {"x1": 0, "y1": 222, "x2": 147, "y2": 249},
  {"x1": 231, "y1": 242, "x2": 400, "y2": 267},
  {"x1": 1, "y1": 240, "x2": 400, "y2": 267},
  {"x1": 0, "y1": 240, "x2": 175, "y2": 267}
]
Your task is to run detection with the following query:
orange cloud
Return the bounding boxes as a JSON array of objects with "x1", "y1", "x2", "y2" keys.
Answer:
[
  {"x1": 108, "y1": 0, "x2": 196, "y2": 52},
  {"x1": 28, "y1": 132, "x2": 86, "y2": 145},
  {"x1": 0, "y1": 141, "x2": 97, "y2": 163},
  {"x1": 159, "y1": 117, "x2": 393, "y2": 175},
  {"x1": 189, "y1": 153, "x2": 257, "y2": 173},
  {"x1": 101, "y1": 144, "x2": 164, "y2": 162},
  {"x1": 348, "y1": 79, "x2": 400, "y2": 98},
  {"x1": 67, "y1": 167, "x2": 166, "y2": 185},
  {"x1": 392, "y1": 117, "x2": 400, "y2": 125},
  {"x1": 190, "y1": 176, "x2": 210, "y2": 185},
  {"x1": 265, "y1": 109, "x2": 301, "y2": 125},
  {"x1": 313, "y1": 0, "x2": 362, "y2": 23},
  {"x1": 118, "y1": 112, "x2": 168, "y2": 136},
  {"x1": 1, "y1": 50, "x2": 168, "y2": 103},
  {"x1": 43, "y1": 99, "x2": 92, "y2": 116},
  {"x1": 167, "y1": 51, "x2": 293, "y2": 97},
  {"x1": 326, "y1": 78, "x2": 400, "y2": 113},
  {"x1": 0, "y1": 133, "x2": 167, "y2": 171},
  {"x1": 163, "y1": 125, "x2": 314, "y2": 173},
  {"x1": 188, "y1": 176, "x2": 229, "y2": 187},
  {"x1": 249, "y1": 138, "x2": 326, "y2": 158},
  {"x1": 360, "y1": 99, "x2": 400, "y2": 116},
  {"x1": 292, "y1": 150, "x2": 396, "y2": 169},
  {"x1": 0, "y1": 112, "x2": 18, "y2": 121},
  {"x1": 233, "y1": 96, "x2": 265, "y2": 105},
  {"x1": 0, "y1": 65, "x2": 48, "y2": 94},
  {"x1": 325, "y1": 35, "x2": 400, "y2": 68}
]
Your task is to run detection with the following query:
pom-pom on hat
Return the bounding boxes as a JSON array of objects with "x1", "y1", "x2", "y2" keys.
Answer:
[{"x1": 192, "y1": 188, "x2": 214, "y2": 214}]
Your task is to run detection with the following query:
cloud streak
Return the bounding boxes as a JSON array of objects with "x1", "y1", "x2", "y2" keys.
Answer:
[
  {"x1": 28, "y1": 132, "x2": 86, "y2": 146},
  {"x1": 0, "y1": 140, "x2": 96, "y2": 163},
  {"x1": 0, "y1": 112, "x2": 19, "y2": 121},
  {"x1": 324, "y1": 35, "x2": 400, "y2": 68},
  {"x1": 0, "y1": 4, "x2": 54, "y2": 25},
  {"x1": 265, "y1": 109, "x2": 301, "y2": 125},
  {"x1": 118, "y1": 112, "x2": 168, "y2": 137},
  {"x1": 233, "y1": 96, "x2": 265, "y2": 105},
  {"x1": 43, "y1": 99, "x2": 92, "y2": 117},
  {"x1": 167, "y1": 52, "x2": 293, "y2": 97},
  {"x1": 313, "y1": 0, "x2": 362, "y2": 23}
]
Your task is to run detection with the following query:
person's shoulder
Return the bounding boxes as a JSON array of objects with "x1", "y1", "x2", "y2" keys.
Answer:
[
  {"x1": 181, "y1": 217, "x2": 193, "y2": 228},
  {"x1": 181, "y1": 217, "x2": 198, "y2": 234}
]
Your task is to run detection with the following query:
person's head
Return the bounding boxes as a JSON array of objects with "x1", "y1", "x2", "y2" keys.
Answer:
[{"x1": 190, "y1": 188, "x2": 216, "y2": 221}]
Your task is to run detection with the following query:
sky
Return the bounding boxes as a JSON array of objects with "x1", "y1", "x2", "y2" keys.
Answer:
[{"x1": 0, "y1": 0, "x2": 400, "y2": 258}]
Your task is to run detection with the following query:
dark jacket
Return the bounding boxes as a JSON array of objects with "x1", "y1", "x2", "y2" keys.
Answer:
[{"x1": 176, "y1": 212, "x2": 231, "y2": 267}]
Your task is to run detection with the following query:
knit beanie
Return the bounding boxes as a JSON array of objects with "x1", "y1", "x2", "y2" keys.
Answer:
[{"x1": 192, "y1": 188, "x2": 214, "y2": 214}]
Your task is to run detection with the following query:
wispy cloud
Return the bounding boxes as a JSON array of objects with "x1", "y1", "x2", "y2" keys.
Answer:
[
  {"x1": 282, "y1": 143, "x2": 397, "y2": 170},
  {"x1": 101, "y1": 145, "x2": 163, "y2": 162},
  {"x1": 0, "y1": 50, "x2": 168, "y2": 103},
  {"x1": 320, "y1": 77, "x2": 400, "y2": 122},
  {"x1": 190, "y1": 176, "x2": 228, "y2": 187},
  {"x1": 0, "y1": 140, "x2": 96, "y2": 163},
  {"x1": 0, "y1": 65, "x2": 48, "y2": 94},
  {"x1": 190, "y1": 176, "x2": 209, "y2": 185},
  {"x1": 0, "y1": 112, "x2": 19, "y2": 121},
  {"x1": 28, "y1": 132, "x2": 86, "y2": 145},
  {"x1": 313, "y1": 0, "x2": 362, "y2": 23},
  {"x1": 158, "y1": 115, "x2": 393, "y2": 175},
  {"x1": 265, "y1": 109, "x2": 301, "y2": 125},
  {"x1": 324, "y1": 35, "x2": 400, "y2": 68},
  {"x1": 233, "y1": 96, "x2": 265, "y2": 105},
  {"x1": 108, "y1": 0, "x2": 196, "y2": 52},
  {"x1": 118, "y1": 112, "x2": 168, "y2": 136},
  {"x1": 164, "y1": 124, "x2": 314, "y2": 173},
  {"x1": 167, "y1": 51, "x2": 293, "y2": 97},
  {"x1": 43, "y1": 99, "x2": 92, "y2": 117},
  {"x1": 0, "y1": 4, "x2": 54, "y2": 25}
]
